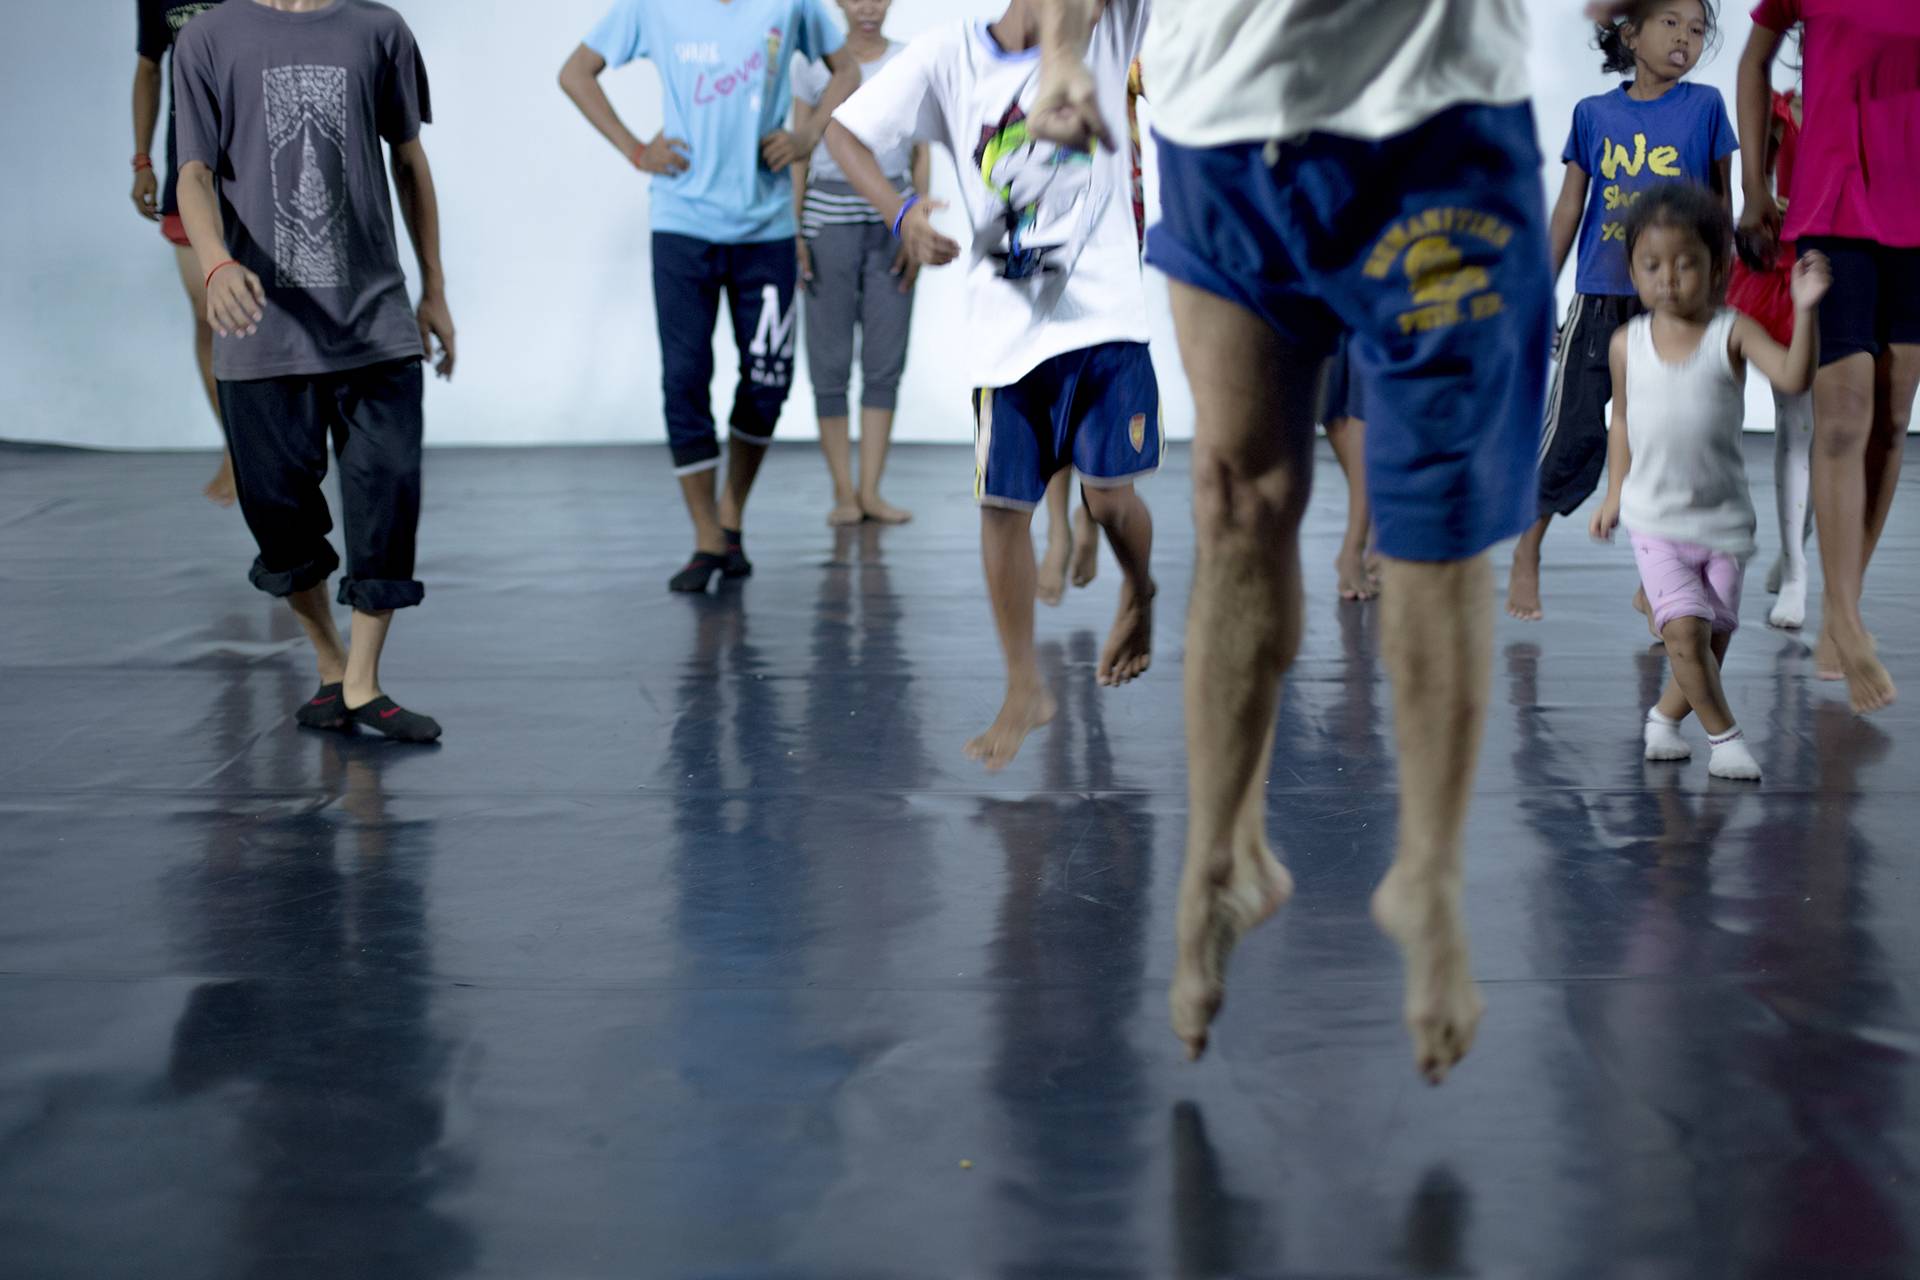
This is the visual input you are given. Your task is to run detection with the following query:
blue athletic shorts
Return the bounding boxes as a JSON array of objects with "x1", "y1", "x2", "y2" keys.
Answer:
[
  {"x1": 972, "y1": 342, "x2": 1162, "y2": 510},
  {"x1": 1148, "y1": 102, "x2": 1554, "y2": 562}
]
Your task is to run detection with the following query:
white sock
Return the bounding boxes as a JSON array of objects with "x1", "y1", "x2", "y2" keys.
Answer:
[
  {"x1": 1644, "y1": 707, "x2": 1692, "y2": 761},
  {"x1": 1707, "y1": 725, "x2": 1762, "y2": 781}
]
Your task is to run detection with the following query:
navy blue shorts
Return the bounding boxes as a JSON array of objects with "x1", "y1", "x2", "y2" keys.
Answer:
[
  {"x1": 972, "y1": 342, "x2": 1162, "y2": 510},
  {"x1": 1148, "y1": 102, "x2": 1554, "y2": 562}
]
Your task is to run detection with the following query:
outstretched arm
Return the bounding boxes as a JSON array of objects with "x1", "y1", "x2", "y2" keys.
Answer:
[
  {"x1": 1733, "y1": 250, "x2": 1830, "y2": 395},
  {"x1": 1030, "y1": 0, "x2": 1110, "y2": 148},
  {"x1": 825, "y1": 121, "x2": 957, "y2": 268},
  {"x1": 390, "y1": 138, "x2": 455, "y2": 380},
  {"x1": 558, "y1": 43, "x2": 689, "y2": 175}
]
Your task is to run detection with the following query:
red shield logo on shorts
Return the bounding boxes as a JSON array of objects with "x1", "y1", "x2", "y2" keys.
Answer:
[{"x1": 1129, "y1": 414, "x2": 1147, "y2": 451}]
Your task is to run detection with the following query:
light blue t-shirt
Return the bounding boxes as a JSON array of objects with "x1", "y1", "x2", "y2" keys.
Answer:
[{"x1": 586, "y1": 0, "x2": 842, "y2": 243}]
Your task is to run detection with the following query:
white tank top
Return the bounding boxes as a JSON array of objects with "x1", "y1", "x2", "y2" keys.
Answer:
[{"x1": 1620, "y1": 309, "x2": 1756, "y2": 556}]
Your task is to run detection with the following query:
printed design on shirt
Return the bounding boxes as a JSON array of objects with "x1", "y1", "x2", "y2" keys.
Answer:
[
  {"x1": 165, "y1": 3, "x2": 221, "y2": 35},
  {"x1": 765, "y1": 27, "x2": 783, "y2": 79},
  {"x1": 691, "y1": 42, "x2": 767, "y2": 109},
  {"x1": 1363, "y1": 207, "x2": 1514, "y2": 336},
  {"x1": 264, "y1": 65, "x2": 350, "y2": 289},
  {"x1": 973, "y1": 101, "x2": 1095, "y2": 281},
  {"x1": 747, "y1": 285, "x2": 797, "y2": 387},
  {"x1": 1597, "y1": 132, "x2": 1684, "y2": 243}
]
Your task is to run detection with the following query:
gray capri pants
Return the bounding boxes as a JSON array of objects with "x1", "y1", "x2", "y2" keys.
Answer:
[{"x1": 803, "y1": 180, "x2": 917, "y2": 420}]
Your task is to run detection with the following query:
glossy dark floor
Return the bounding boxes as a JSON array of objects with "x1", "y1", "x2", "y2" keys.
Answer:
[{"x1": 2, "y1": 438, "x2": 1917, "y2": 1279}]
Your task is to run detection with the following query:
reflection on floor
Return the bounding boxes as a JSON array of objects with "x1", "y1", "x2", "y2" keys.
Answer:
[{"x1": 1, "y1": 439, "x2": 1915, "y2": 1278}]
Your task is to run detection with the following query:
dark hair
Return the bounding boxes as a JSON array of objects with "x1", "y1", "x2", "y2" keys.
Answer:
[
  {"x1": 1622, "y1": 182, "x2": 1730, "y2": 276},
  {"x1": 1595, "y1": 0, "x2": 1720, "y2": 76}
]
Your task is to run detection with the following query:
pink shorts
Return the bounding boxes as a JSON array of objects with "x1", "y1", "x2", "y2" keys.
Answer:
[{"x1": 1630, "y1": 533, "x2": 1746, "y2": 635}]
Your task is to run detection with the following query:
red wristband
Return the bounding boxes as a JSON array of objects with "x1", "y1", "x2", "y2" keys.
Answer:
[
  {"x1": 205, "y1": 259, "x2": 240, "y2": 290},
  {"x1": 132, "y1": 154, "x2": 153, "y2": 171}
]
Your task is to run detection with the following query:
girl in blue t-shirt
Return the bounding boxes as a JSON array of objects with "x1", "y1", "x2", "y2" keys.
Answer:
[{"x1": 1506, "y1": 0, "x2": 1737, "y2": 625}]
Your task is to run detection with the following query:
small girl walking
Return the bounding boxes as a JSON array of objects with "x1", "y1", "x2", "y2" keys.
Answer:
[{"x1": 1591, "y1": 184, "x2": 1830, "y2": 780}]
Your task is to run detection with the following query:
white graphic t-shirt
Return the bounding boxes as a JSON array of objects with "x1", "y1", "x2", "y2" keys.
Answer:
[
  {"x1": 832, "y1": 3, "x2": 1151, "y2": 389},
  {"x1": 1145, "y1": 0, "x2": 1531, "y2": 147}
]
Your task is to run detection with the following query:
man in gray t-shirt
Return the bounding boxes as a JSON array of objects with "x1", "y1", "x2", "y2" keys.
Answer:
[{"x1": 174, "y1": 0, "x2": 454, "y2": 744}]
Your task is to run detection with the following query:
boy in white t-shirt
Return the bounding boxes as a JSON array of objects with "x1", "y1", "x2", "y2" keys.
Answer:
[{"x1": 825, "y1": 0, "x2": 1160, "y2": 773}]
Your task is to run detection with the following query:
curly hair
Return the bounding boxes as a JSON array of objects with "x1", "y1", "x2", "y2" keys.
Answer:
[
  {"x1": 1622, "y1": 181, "x2": 1731, "y2": 278},
  {"x1": 1595, "y1": 0, "x2": 1720, "y2": 76}
]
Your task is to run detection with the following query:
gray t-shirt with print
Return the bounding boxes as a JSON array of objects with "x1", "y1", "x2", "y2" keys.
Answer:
[{"x1": 173, "y1": 0, "x2": 430, "y2": 381}]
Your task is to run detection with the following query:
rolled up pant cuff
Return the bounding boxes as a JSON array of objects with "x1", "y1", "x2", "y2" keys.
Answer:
[
  {"x1": 248, "y1": 547, "x2": 340, "y2": 598},
  {"x1": 814, "y1": 393, "x2": 851, "y2": 419},
  {"x1": 860, "y1": 388, "x2": 900, "y2": 412},
  {"x1": 337, "y1": 577, "x2": 426, "y2": 612}
]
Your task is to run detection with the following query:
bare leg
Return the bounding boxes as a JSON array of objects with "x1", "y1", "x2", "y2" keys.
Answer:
[
  {"x1": 967, "y1": 504, "x2": 1055, "y2": 770},
  {"x1": 1070, "y1": 498, "x2": 1099, "y2": 589},
  {"x1": 817, "y1": 413, "x2": 863, "y2": 525},
  {"x1": 342, "y1": 608, "x2": 394, "y2": 711},
  {"x1": 1082, "y1": 482, "x2": 1155, "y2": 686},
  {"x1": 1505, "y1": 515, "x2": 1549, "y2": 621},
  {"x1": 285, "y1": 583, "x2": 348, "y2": 685},
  {"x1": 1370, "y1": 555, "x2": 1491, "y2": 1085},
  {"x1": 677, "y1": 468, "x2": 728, "y2": 556},
  {"x1": 1766, "y1": 388, "x2": 1814, "y2": 628},
  {"x1": 1811, "y1": 353, "x2": 1897, "y2": 712},
  {"x1": 1037, "y1": 471, "x2": 1071, "y2": 606},
  {"x1": 1654, "y1": 629, "x2": 1732, "y2": 723},
  {"x1": 1657, "y1": 617, "x2": 1735, "y2": 735},
  {"x1": 174, "y1": 245, "x2": 234, "y2": 506},
  {"x1": 857, "y1": 405, "x2": 912, "y2": 523},
  {"x1": 1166, "y1": 282, "x2": 1311, "y2": 1060},
  {"x1": 717, "y1": 435, "x2": 769, "y2": 534},
  {"x1": 1325, "y1": 417, "x2": 1374, "y2": 601}
]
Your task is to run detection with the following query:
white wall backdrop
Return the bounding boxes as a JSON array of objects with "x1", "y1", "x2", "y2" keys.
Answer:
[{"x1": 1, "y1": 0, "x2": 1787, "y2": 450}]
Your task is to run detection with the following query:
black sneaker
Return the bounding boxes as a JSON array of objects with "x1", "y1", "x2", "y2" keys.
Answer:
[
  {"x1": 347, "y1": 696, "x2": 442, "y2": 743},
  {"x1": 670, "y1": 551, "x2": 728, "y2": 593},
  {"x1": 722, "y1": 528, "x2": 752, "y2": 579},
  {"x1": 295, "y1": 682, "x2": 349, "y2": 731}
]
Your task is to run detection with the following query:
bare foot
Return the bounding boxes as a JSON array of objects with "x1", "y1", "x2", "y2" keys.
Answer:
[
  {"x1": 964, "y1": 682, "x2": 1056, "y2": 772},
  {"x1": 1336, "y1": 544, "x2": 1375, "y2": 601},
  {"x1": 1037, "y1": 537, "x2": 1069, "y2": 607},
  {"x1": 1505, "y1": 555, "x2": 1542, "y2": 622},
  {"x1": 1371, "y1": 866, "x2": 1484, "y2": 1085},
  {"x1": 1833, "y1": 628, "x2": 1897, "y2": 715},
  {"x1": 827, "y1": 500, "x2": 864, "y2": 527},
  {"x1": 1767, "y1": 576, "x2": 1807, "y2": 631},
  {"x1": 203, "y1": 456, "x2": 238, "y2": 507},
  {"x1": 1097, "y1": 579, "x2": 1155, "y2": 686},
  {"x1": 1170, "y1": 844, "x2": 1293, "y2": 1060},
  {"x1": 1814, "y1": 626, "x2": 1844, "y2": 681},
  {"x1": 1632, "y1": 586, "x2": 1660, "y2": 640},
  {"x1": 1070, "y1": 507, "x2": 1099, "y2": 588},
  {"x1": 860, "y1": 493, "x2": 913, "y2": 524}
]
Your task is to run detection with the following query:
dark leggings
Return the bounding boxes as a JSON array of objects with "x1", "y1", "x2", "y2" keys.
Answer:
[{"x1": 652, "y1": 232, "x2": 799, "y2": 473}]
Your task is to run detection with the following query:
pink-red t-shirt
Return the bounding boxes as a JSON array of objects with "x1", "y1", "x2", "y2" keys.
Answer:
[{"x1": 1750, "y1": 0, "x2": 1920, "y2": 246}]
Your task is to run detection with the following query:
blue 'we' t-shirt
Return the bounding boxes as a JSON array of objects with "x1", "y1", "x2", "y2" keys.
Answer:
[
  {"x1": 1564, "y1": 81, "x2": 1737, "y2": 296},
  {"x1": 586, "y1": 0, "x2": 842, "y2": 243}
]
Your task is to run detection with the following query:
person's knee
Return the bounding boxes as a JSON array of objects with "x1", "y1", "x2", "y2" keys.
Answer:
[
  {"x1": 1661, "y1": 617, "x2": 1711, "y2": 663},
  {"x1": 1191, "y1": 443, "x2": 1306, "y2": 543},
  {"x1": 1080, "y1": 483, "x2": 1133, "y2": 526},
  {"x1": 1815, "y1": 374, "x2": 1875, "y2": 457}
]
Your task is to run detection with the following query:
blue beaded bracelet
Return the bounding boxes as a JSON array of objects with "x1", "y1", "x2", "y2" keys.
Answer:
[{"x1": 891, "y1": 194, "x2": 921, "y2": 240}]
